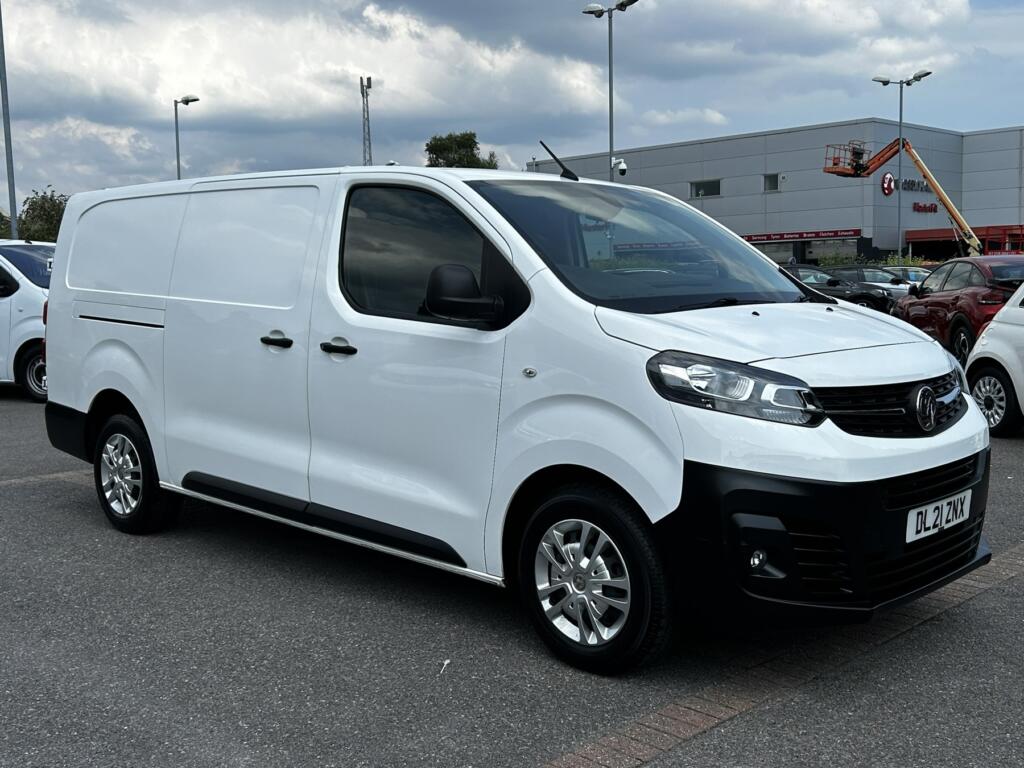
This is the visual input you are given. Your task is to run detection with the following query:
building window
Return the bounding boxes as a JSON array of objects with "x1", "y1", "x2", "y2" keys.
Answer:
[
  {"x1": 764, "y1": 173, "x2": 780, "y2": 192},
  {"x1": 690, "y1": 180, "x2": 721, "y2": 198}
]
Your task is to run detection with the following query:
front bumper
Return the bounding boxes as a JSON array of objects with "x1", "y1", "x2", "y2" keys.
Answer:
[{"x1": 660, "y1": 449, "x2": 991, "y2": 616}]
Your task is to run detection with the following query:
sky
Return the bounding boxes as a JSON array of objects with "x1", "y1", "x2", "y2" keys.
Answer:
[{"x1": 1, "y1": 0, "x2": 1022, "y2": 200}]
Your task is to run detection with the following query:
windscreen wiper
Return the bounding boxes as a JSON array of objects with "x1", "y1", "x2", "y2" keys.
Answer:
[{"x1": 669, "y1": 297, "x2": 773, "y2": 311}]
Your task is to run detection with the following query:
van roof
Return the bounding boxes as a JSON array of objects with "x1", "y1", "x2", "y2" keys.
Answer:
[{"x1": 72, "y1": 166, "x2": 616, "y2": 200}]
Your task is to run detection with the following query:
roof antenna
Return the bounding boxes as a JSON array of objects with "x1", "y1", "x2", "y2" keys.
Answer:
[{"x1": 539, "y1": 140, "x2": 578, "y2": 181}]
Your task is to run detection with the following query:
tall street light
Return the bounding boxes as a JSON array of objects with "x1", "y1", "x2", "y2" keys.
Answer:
[
  {"x1": 0, "y1": 1, "x2": 18, "y2": 238},
  {"x1": 174, "y1": 94, "x2": 200, "y2": 180},
  {"x1": 583, "y1": 0, "x2": 639, "y2": 182},
  {"x1": 872, "y1": 69, "x2": 932, "y2": 265}
]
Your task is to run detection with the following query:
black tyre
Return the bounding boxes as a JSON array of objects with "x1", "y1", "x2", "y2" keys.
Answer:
[
  {"x1": 949, "y1": 322, "x2": 976, "y2": 367},
  {"x1": 516, "y1": 482, "x2": 673, "y2": 674},
  {"x1": 14, "y1": 342, "x2": 46, "y2": 402},
  {"x1": 93, "y1": 414, "x2": 179, "y2": 534},
  {"x1": 970, "y1": 365, "x2": 1023, "y2": 437}
]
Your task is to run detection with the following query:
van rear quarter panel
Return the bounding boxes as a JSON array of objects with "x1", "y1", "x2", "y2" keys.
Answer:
[{"x1": 49, "y1": 190, "x2": 190, "y2": 475}]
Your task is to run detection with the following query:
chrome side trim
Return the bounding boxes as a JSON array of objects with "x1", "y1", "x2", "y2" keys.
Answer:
[{"x1": 160, "y1": 482, "x2": 505, "y2": 588}]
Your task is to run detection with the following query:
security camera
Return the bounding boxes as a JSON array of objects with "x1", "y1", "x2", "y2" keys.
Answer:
[{"x1": 612, "y1": 157, "x2": 628, "y2": 176}]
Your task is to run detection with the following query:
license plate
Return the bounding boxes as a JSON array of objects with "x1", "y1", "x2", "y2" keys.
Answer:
[{"x1": 905, "y1": 490, "x2": 972, "y2": 544}]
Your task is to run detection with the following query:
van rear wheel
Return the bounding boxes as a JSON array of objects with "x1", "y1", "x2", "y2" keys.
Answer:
[
  {"x1": 516, "y1": 483, "x2": 672, "y2": 673},
  {"x1": 93, "y1": 414, "x2": 178, "y2": 534},
  {"x1": 15, "y1": 343, "x2": 46, "y2": 402}
]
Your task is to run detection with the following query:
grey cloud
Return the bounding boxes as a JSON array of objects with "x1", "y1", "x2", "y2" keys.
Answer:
[{"x1": 0, "y1": 0, "x2": 1014, "y2": 202}]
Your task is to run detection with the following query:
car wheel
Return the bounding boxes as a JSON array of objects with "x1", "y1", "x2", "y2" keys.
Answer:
[
  {"x1": 950, "y1": 323, "x2": 975, "y2": 367},
  {"x1": 93, "y1": 413, "x2": 179, "y2": 534},
  {"x1": 516, "y1": 482, "x2": 673, "y2": 673},
  {"x1": 15, "y1": 343, "x2": 46, "y2": 402},
  {"x1": 970, "y1": 366, "x2": 1023, "y2": 437}
]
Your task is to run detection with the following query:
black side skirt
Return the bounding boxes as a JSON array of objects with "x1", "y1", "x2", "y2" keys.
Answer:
[{"x1": 181, "y1": 472, "x2": 467, "y2": 568}]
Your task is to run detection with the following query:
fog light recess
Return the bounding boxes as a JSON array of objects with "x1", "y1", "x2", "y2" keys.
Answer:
[{"x1": 750, "y1": 549, "x2": 768, "y2": 570}]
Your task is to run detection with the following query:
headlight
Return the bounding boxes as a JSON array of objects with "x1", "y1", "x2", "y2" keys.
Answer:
[
  {"x1": 945, "y1": 350, "x2": 968, "y2": 391},
  {"x1": 647, "y1": 351, "x2": 824, "y2": 427},
  {"x1": 882, "y1": 288, "x2": 893, "y2": 297}
]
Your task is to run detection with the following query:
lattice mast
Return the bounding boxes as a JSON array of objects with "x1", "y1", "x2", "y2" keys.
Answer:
[{"x1": 360, "y1": 76, "x2": 373, "y2": 166}]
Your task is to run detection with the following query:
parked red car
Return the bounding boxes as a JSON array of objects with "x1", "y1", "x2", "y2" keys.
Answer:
[{"x1": 892, "y1": 256, "x2": 1024, "y2": 365}]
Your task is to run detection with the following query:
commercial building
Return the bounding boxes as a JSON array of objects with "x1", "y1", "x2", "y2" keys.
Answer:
[{"x1": 528, "y1": 118, "x2": 1024, "y2": 263}]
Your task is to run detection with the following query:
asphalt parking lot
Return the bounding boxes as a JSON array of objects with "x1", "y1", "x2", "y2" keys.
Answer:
[{"x1": 2, "y1": 387, "x2": 1022, "y2": 768}]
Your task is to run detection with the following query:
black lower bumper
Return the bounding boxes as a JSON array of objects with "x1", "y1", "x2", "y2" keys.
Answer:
[
  {"x1": 45, "y1": 401, "x2": 91, "y2": 462},
  {"x1": 659, "y1": 449, "x2": 991, "y2": 617}
]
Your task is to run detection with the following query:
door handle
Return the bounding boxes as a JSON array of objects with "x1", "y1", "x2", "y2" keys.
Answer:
[
  {"x1": 260, "y1": 335, "x2": 293, "y2": 348},
  {"x1": 320, "y1": 341, "x2": 358, "y2": 356}
]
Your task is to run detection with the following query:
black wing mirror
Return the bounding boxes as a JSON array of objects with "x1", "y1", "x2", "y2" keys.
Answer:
[
  {"x1": 826, "y1": 278, "x2": 841, "y2": 287},
  {"x1": 425, "y1": 264, "x2": 503, "y2": 323},
  {"x1": 908, "y1": 283, "x2": 920, "y2": 297},
  {"x1": 890, "y1": 277, "x2": 906, "y2": 285}
]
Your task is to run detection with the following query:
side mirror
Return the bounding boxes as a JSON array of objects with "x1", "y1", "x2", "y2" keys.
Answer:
[
  {"x1": 826, "y1": 278, "x2": 841, "y2": 287},
  {"x1": 908, "y1": 284, "x2": 920, "y2": 297},
  {"x1": 890, "y1": 277, "x2": 906, "y2": 285},
  {"x1": 424, "y1": 264, "x2": 503, "y2": 323}
]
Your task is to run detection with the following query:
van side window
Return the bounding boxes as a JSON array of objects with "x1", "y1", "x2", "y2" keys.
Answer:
[
  {"x1": 340, "y1": 185, "x2": 527, "y2": 325},
  {"x1": 0, "y1": 265, "x2": 18, "y2": 297}
]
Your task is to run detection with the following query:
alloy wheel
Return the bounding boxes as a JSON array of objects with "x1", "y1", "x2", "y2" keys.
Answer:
[
  {"x1": 973, "y1": 375, "x2": 1007, "y2": 429},
  {"x1": 534, "y1": 519, "x2": 631, "y2": 646},
  {"x1": 99, "y1": 433, "x2": 143, "y2": 517}
]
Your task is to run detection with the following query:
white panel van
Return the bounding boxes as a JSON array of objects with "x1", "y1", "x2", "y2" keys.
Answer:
[
  {"x1": 46, "y1": 168, "x2": 992, "y2": 672},
  {"x1": 0, "y1": 240, "x2": 53, "y2": 401}
]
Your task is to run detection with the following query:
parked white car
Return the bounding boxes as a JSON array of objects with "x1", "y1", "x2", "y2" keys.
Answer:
[
  {"x1": 966, "y1": 282, "x2": 1024, "y2": 435},
  {"x1": 0, "y1": 239, "x2": 52, "y2": 401},
  {"x1": 45, "y1": 168, "x2": 992, "y2": 672}
]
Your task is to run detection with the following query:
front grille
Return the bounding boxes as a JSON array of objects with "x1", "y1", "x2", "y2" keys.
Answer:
[
  {"x1": 788, "y1": 521, "x2": 854, "y2": 600},
  {"x1": 883, "y1": 454, "x2": 979, "y2": 511},
  {"x1": 783, "y1": 452, "x2": 985, "y2": 605},
  {"x1": 864, "y1": 508, "x2": 985, "y2": 603},
  {"x1": 815, "y1": 371, "x2": 966, "y2": 437}
]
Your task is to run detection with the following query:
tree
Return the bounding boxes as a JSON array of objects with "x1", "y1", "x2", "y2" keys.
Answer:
[
  {"x1": 0, "y1": 186, "x2": 69, "y2": 242},
  {"x1": 425, "y1": 131, "x2": 498, "y2": 169}
]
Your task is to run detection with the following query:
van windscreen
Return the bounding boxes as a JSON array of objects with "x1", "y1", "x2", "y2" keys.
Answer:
[{"x1": 469, "y1": 180, "x2": 803, "y2": 313}]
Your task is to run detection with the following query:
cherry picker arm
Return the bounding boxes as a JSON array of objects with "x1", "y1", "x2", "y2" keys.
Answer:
[{"x1": 825, "y1": 138, "x2": 982, "y2": 257}]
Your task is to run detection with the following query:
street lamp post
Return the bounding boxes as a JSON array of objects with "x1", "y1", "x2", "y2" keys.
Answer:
[
  {"x1": 173, "y1": 94, "x2": 200, "y2": 180},
  {"x1": 872, "y1": 70, "x2": 932, "y2": 266},
  {"x1": 583, "y1": 0, "x2": 639, "y2": 182},
  {"x1": 0, "y1": 0, "x2": 18, "y2": 238}
]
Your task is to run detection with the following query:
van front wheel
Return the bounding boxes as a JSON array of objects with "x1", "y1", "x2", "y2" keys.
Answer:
[
  {"x1": 517, "y1": 483, "x2": 672, "y2": 673},
  {"x1": 93, "y1": 414, "x2": 178, "y2": 534}
]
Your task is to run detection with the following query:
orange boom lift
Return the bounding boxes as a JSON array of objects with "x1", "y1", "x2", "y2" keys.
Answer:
[{"x1": 824, "y1": 138, "x2": 983, "y2": 258}]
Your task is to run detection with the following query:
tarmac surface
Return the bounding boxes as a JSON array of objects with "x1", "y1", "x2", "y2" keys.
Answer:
[{"x1": 1, "y1": 385, "x2": 1021, "y2": 767}]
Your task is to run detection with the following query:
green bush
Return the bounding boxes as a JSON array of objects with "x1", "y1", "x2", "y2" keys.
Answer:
[{"x1": 816, "y1": 253, "x2": 858, "y2": 267}]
